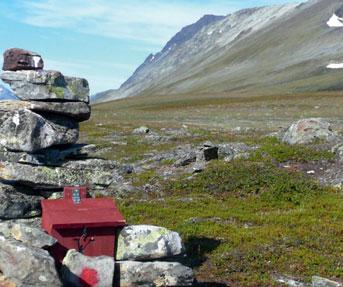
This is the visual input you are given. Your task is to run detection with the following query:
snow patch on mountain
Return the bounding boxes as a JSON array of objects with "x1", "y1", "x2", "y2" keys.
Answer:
[
  {"x1": 327, "y1": 14, "x2": 343, "y2": 27},
  {"x1": 327, "y1": 63, "x2": 343, "y2": 69}
]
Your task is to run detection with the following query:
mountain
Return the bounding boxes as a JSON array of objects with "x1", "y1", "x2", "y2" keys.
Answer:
[
  {"x1": 93, "y1": 0, "x2": 343, "y2": 104},
  {"x1": 0, "y1": 85, "x2": 16, "y2": 100}
]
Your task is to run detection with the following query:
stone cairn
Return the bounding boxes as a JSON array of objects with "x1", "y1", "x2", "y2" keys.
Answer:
[{"x1": 0, "y1": 48, "x2": 193, "y2": 286}]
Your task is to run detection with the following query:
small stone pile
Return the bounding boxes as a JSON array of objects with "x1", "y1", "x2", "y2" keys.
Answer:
[{"x1": 0, "y1": 49, "x2": 193, "y2": 286}]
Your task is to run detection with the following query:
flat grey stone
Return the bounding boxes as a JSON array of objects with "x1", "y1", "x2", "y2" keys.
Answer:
[
  {"x1": 0, "y1": 144, "x2": 97, "y2": 166},
  {"x1": 0, "y1": 100, "x2": 91, "y2": 122},
  {"x1": 1, "y1": 70, "x2": 89, "y2": 103},
  {"x1": 116, "y1": 261, "x2": 193, "y2": 287},
  {"x1": 0, "y1": 161, "x2": 115, "y2": 189}
]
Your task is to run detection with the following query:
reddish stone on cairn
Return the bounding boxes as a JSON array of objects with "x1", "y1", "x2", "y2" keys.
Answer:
[{"x1": 2, "y1": 48, "x2": 44, "y2": 71}]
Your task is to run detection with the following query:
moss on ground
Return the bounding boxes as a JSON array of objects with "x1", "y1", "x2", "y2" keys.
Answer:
[
  {"x1": 81, "y1": 95, "x2": 343, "y2": 286},
  {"x1": 119, "y1": 160, "x2": 342, "y2": 285}
]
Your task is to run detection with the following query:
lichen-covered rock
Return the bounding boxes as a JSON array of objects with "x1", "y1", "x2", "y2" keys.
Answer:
[
  {"x1": 0, "y1": 109, "x2": 79, "y2": 152},
  {"x1": 0, "y1": 100, "x2": 91, "y2": 122},
  {"x1": 0, "y1": 183, "x2": 41, "y2": 220},
  {"x1": 0, "y1": 161, "x2": 115, "y2": 188},
  {"x1": 115, "y1": 261, "x2": 193, "y2": 287},
  {"x1": 62, "y1": 249, "x2": 115, "y2": 287},
  {"x1": 281, "y1": 118, "x2": 338, "y2": 145},
  {"x1": 1, "y1": 70, "x2": 89, "y2": 103},
  {"x1": 116, "y1": 225, "x2": 184, "y2": 260},
  {"x1": 6, "y1": 223, "x2": 56, "y2": 248},
  {"x1": 2, "y1": 48, "x2": 44, "y2": 71},
  {"x1": 312, "y1": 276, "x2": 342, "y2": 287},
  {"x1": 0, "y1": 235, "x2": 61, "y2": 287}
]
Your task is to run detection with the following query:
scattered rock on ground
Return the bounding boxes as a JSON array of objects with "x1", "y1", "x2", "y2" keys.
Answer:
[
  {"x1": 218, "y1": 142, "x2": 256, "y2": 161},
  {"x1": 133, "y1": 126, "x2": 150, "y2": 135},
  {"x1": 312, "y1": 276, "x2": 342, "y2": 287},
  {"x1": 115, "y1": 261, "x2": 193, "y2": 287},
  {"x1": 62, "y1": 249, "x2": 115, "y2": 287},
  {"x1": 281, "y1": 118, "x2": 338, "y2": 145},
  {"x1": 332, "y1": 143, "x2": 343, "y2": 162},
  {"x1": 116, "y1": 225, "x2": 184, "y2": 261}
]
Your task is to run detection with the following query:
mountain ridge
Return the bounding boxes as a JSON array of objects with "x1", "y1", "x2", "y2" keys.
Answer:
[{"x1": 93, "y1": 0, "x2": 343, "y2": 104}]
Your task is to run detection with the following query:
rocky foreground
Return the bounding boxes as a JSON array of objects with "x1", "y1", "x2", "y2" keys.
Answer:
[{"x1": 0, "y1": 49, "x2": 194, "y2": 286}]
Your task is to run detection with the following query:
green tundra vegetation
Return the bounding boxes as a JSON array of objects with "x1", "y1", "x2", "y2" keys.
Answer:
[{"x1": 82, "y1": 91, "x2": 343, "y2": 286}]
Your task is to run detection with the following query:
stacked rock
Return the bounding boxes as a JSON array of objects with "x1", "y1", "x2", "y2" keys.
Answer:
[
  {"x1": 0, "y1": 48, "x2": 117, "y2": 220},
  {"x1": 0, "y1": 49, "x2": 194, "y2": 286}
]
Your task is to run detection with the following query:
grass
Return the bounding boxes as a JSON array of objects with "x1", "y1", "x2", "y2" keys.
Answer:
[
  {"x1": 81, "y1": 91, "x2": 343, "y2": 286},
  {"x1": 119, "y1": 160, "x2": 342, "y2": 286}
]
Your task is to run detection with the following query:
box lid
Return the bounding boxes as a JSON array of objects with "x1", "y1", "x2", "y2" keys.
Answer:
[{"x1": 41, "y1": 198, "x2": 126, "y2": 233}]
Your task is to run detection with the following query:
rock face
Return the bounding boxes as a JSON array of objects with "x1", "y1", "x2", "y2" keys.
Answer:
[
  {"x1": 116, "y1": 261, "x2": 194, "y2": 287},
  {"x1": 0, "y1": 235, "x2": 62, "y2": 287},
  {"x1": 3, "y1": 48, "x2": 44, "y2": 71},
  {"x1": 0, "y1": 109, "x2": 79, "y2": 152},
  {"x1": 1, "y1": 70, "x2": 89, "y2": 103},
  {"x1": 116, "y1": 225, "x2": 184, "y2": 260},
  {"x1": 62, "y1": 249, "x2": 115, "y2": 287},
  {"x1": 281, "y1": 119, "x2": 338, "y2": 145}
]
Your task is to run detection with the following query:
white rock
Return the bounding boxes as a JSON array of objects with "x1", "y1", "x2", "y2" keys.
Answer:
[
  {"x1": 62, "y1": 249, "x2": 115, "y2": 287},
  {"x1": 116, "y1": 225, "x2": 184, "y2": 260}
]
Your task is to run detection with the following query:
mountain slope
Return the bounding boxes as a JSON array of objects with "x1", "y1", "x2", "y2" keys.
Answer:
[{"x1": 93, "y1": 0, "x2": 343, "y2": 104}]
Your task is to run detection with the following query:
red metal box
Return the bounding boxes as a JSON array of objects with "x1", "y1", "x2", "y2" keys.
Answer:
[{"x1": 41, "y1": 187, "x2": 126, "y2": 262}]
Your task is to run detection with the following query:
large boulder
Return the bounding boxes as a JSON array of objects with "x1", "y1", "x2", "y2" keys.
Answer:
[
  {"x1": 281, "y1": 118, "x2": 338, "y2": 145},
  {"x1": 116, "y1": 225, "x2": 184, "y2": 261},
  {"x1": 2, "y1": 48, "x2": 44, "y2": 71},
  {"x1": 115, "y1": 261, "x2": 193, "y2": 287},
  {"x1": 62, "y1": 249, "x2": 115, "y2": 287},
  {"x1": 0, "y1": 183, "x2": 41, "y2": 220},
  {"x1": 0, "y1": 100, "x2": 91, "y2": 122},
  {"x1": 0, "y1": 235, "x2": 61, "y2": 287},
  {"x1": 0, "y1": 161, "x2": 115, "y2": 188},
  {"x1": 0, "y1": 109, "x2": 79, "y2": 152},
  {"x1": 1, "y1": 70, "x2": 89, "y2": 103}
]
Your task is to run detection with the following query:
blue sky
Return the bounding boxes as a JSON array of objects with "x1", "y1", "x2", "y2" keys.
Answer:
[{"x1": 0, "y1": 0, "x2": 301, "y2": 94}]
